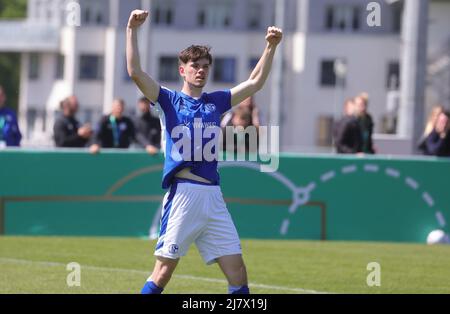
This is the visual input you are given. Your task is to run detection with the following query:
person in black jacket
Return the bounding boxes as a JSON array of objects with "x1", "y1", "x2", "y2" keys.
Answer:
[
  {"x1": 134, "y1": 97, "x2": 161, "y2": 155},
  {"x1": 354, "y1": 93, "x2": 375, "y2": 154},
  {"x1": 333, "y1": 99, "x2": 363, "y2": 154},
  {"x1": 423, "y1": 111, "x2": 450, "y2": 157},
  {"x1": 417, "y1": 105, "x2": 444, "y2": 153},
  {"x1": 53, "y1": 96, "x2": 92, "y2": 147},
  {"x1": 90, "y1": 99, "x2": 136, "y2": 154}
]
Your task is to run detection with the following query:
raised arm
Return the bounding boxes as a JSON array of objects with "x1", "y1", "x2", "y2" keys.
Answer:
[
  {"x1": 126, "y1": 10, "x2": 160, "y2": 102},
  {"x1": 230, "y1": 27, "x2": 283, "y2": 107}
]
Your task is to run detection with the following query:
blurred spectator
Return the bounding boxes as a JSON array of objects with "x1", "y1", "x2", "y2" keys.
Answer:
[
  {"x1": 418, "y1": 105, "x2": 444, "y2": 153},
  {"x1": 53, "y1": 95, "x2": 92, "y2": 147},
  {"x1": 90, "y1": 99, "x2": 136, "y2": 154},
  {"x1": 421, "y1": 111, "x2": 450, "y2": 157},
  {"x1": 354, "y1": 92, "x2": 375, "y2": 154},
  {"x1": 221, "y1": 96, "x2": 261, "y2": 129},
  {"x1": 0, "y1": 85, "x2": 22, "y2": 147},
  {"x1": 333, "y1": 98, "x2": 363, "y2": 154},
  {"x1": 222, "y1": 105, "x2": 257, "y2": 154},
  {"x1": 221, "y1": 97, "x2": 261, "y2": 154},
  {"x1": 134, "y1": 97, "x2": 161, "y2": 155}
]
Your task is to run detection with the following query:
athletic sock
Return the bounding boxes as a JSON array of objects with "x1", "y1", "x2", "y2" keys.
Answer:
[
  {"x1": 228, "y1": 285, "x2": 250, "y2": 294},
  {"x1": 141, "y1": 281, "x2": 164, "y2": 294}
]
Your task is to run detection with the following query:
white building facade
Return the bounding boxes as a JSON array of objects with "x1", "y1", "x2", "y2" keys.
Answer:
[{"x1": 0, "y1": 0, "x2": 449, "y2": 152}]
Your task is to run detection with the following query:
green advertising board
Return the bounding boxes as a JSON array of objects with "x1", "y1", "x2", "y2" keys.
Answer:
[{"x1": 0, "y1": 149, "x2": 448, "y2": 243}]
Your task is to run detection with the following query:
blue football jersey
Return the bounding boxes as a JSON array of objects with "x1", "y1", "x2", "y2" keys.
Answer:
[{"x1": 155, "y1": 86, "x2": 231, "y2": 189}]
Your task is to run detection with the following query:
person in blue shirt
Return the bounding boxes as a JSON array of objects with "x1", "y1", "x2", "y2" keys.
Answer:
[
  {"x1": 0, "y1": 85, "x2": 22, "y2": 147},
  {"x1": 126, "y1": 10, "x2": 282, "y2": 294}
]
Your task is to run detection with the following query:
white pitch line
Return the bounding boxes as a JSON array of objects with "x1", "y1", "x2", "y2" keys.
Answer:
[
  {"x1": 385, "y1": 168, "x2": 400, "y2": 178},
  {"x1": 422, "y1": 192, "x2": 435, "y2": 207},
  {"x1": 405, "y1": 177, "x2": 419, "y2": 190},
  {"x1": 341, "y1": 165, "x2": 357, "y2": 174},
  {"x1": 364, "y1": 164, "x2": 379, "y2": 172},
  {"x1": 320, "y1": 171, "x2": 336, "y2": 182},
  {"x1": 0, "y1": 257, "x2": 331, "y2": 294},
  {"x1": 280, "y1": 219, "x2": 290, "y2": 235},
  {"x1": 306, "y1": 182, "x2": 317, "y2": 192},
  {"x1": 435, "y1": 211, "x2": 447, "y2": 227}
]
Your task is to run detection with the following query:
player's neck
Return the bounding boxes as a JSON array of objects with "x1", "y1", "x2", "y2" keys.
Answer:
[{"x1": 181, "y1": 82, "x2": 203, "y2": 99}]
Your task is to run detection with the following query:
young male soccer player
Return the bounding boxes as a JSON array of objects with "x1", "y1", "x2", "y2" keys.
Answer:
[{"x1": 126, "y1": 10, "x2": 283, "y2": 294}]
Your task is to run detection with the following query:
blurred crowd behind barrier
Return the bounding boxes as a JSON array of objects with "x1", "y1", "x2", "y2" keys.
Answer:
[{"x1": 0, "y1": 0, "x2": 450, "y2": 156}]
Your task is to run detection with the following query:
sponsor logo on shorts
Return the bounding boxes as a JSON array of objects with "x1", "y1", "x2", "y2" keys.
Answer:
[{"x1": 168, "y1": 244, "x2": 179, "y2": 254}]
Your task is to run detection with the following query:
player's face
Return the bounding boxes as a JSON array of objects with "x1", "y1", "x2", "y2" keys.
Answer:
[
  {"x1": 112, "y1": 101, "x2": 124, "y2": 118},
  {"x1": 180, "y1": 58, "x2": 211, "y2": 88}
]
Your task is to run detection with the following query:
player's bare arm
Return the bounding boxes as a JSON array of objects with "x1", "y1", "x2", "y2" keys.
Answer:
[
  {"x1": 126, "y1": 10, "x2": 160, "y2": 103},
  {"x1": 230, "y1": 26, "x2": 283, "y2": 107}
]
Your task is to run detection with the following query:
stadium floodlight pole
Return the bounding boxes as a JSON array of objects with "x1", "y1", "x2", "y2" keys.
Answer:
[
  {"x1": 396, "y1": 0, "x2": 428, "y2": 153},
  {"x1": 269, "y1": 0, "x2": 285, "y2": 146}
]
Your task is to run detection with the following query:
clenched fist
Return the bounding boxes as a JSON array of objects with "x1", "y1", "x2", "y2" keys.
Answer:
[
  {"x1": 265, "y1": 26, "x2": 283, "y2": 46},
  {"x1": 127, "y1": 10, "x2": 149, "y2": 29}
]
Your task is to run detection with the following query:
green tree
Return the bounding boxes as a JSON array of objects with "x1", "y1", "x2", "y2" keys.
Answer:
[
  {"x1": 0, "y1": 0, "x2": 27, "y2": 19},
  {"x1": 0, "y1": 0, "x2": 27, "y2": 112}
]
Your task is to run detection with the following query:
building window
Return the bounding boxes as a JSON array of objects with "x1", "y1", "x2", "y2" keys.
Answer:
[
  {"x1": 247, "y1": 1, "x2": 263, "y2": 30},
  {"x1": 352, "y1": 7, "x2": 360, "y2": 30},
  {"x1": 29, "y1": 53, "x2": 40, "y2": 80},
  {"x1": 392, "y1": 5, "x2": 402, "y2": 33},
  {"x1": 320, "y1": 59, "x2": 346, "y2": 87},
  {"x1": 325, "y1": 5, "x2": 361, "y2": 31},
  {"x1": 84, "y1": 7, "x2": 91, "y2": 24},
  {"x1": 79, "y1": 55, "x2": 104, "y2": 80},
  {"x1": 159, "y1": 56, "x2": 179, "y2": 82},
  {"x1": 198, "y1": 0, "x2": 233, "y2": 28},
  {"x1": 153, "y1": 0, "x2": 174, "y2": 26},
  {"x1": 55, "y1": 54, "x2": 65, "y2": 79},
  {"x1": 387, "y1": 61, "x2": 400, "y2": 90},
  {"x1": 96, "y1": 12, "x2": 103, "y2": 24},
  {"x1": 82, "y1": 2, "x2": 106, "y2": 26},
  {"x1": 213, "y1": 57, "x2": 236, "y2": 83},
  {"x1": 248, "y1": 57, "x2": 259, "y2": 71},
  {"x1": 197, "y1": 11, "x2": 206, "y2": 26}
]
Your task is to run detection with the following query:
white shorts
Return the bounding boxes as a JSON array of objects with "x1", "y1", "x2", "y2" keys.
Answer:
[{"x1": 154, "y1": 180, "x2": 242, "y2": 265}]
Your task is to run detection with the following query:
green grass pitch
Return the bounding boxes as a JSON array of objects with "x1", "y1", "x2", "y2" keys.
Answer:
[{"x1": 1, "y1": 236, "x2": 449, "y2": 294}]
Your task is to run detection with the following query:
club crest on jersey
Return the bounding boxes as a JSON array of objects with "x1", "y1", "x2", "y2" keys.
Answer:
[
  {"x1": 203, "y1": 103, "x2": 216, "y2": 113},
  {"x1": 168, "y1": 244, "x2": 179, "y2": 254}
]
